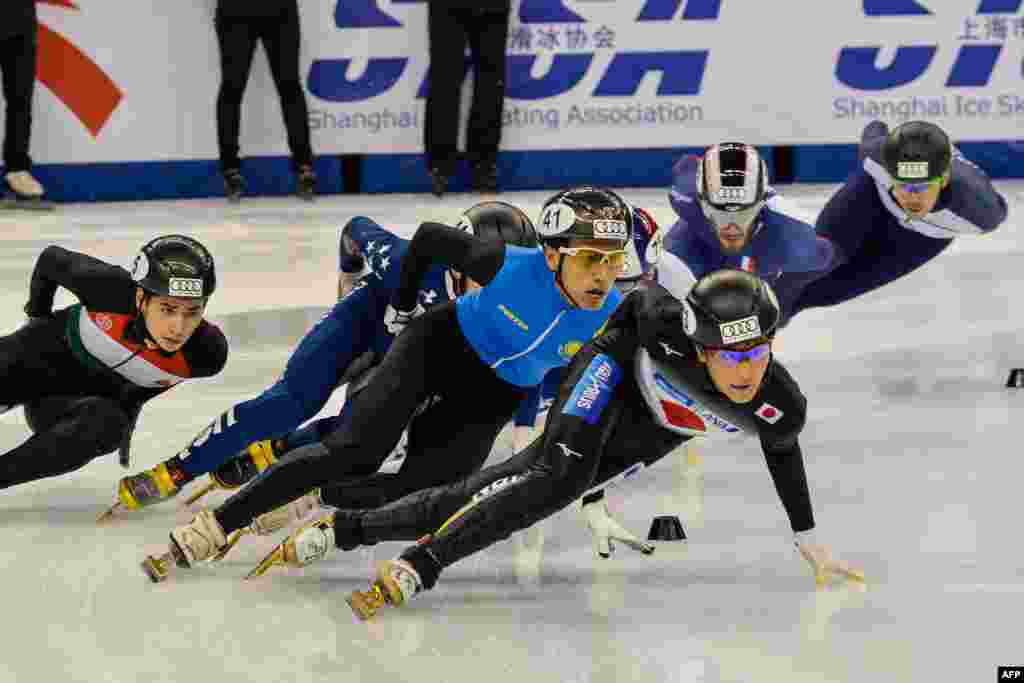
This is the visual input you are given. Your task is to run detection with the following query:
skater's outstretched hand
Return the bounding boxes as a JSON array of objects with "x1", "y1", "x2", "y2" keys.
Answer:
[
  {"x1": 583, "y1": 494, "x2": 654, "y2": 559},
  {"x1": 795, "y1": 531, "x2": 865, "y2": 587}
]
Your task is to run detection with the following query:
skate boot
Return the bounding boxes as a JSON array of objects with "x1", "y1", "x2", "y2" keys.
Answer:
[
  {"x1": 223, "y1": 169, "x2": 245, "y2": 203},
  {"x1": 141, "y1": 509, "x2": 228, "y2": 583},
  {"x1": 347, "y1": 559, "x2": 423, "y2": 621},
  {"x1": 98, "y1": 458, "x2": 189, "y2": 523},
  {"x1": 213, "y1": 489, "x2": 323, "y2": 562},
  {"x1": 296, "y1": 164, "x2": 316, "y2": 201},
  {"x1": 428, "y1": 168, "x2": 448, "y2": 198},
  {"x1": 3, "y1": 171, "x2": 53, "y2": 211},
  {"x1": 184, "y1": 439, "x2": 283, "y2": 506},
  {"x1": 245, "y1": 512, "x2": 335, "y2": 578}
]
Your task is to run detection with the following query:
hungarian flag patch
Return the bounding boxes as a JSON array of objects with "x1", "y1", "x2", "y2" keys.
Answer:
[{"x1": 755, "y1": 403, "x2": 783, "y2": 424}]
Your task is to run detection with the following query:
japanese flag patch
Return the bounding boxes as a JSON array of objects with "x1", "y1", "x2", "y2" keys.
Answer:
[{"x1": 755, "y1": 402, "x2": 783, "y2": 424}]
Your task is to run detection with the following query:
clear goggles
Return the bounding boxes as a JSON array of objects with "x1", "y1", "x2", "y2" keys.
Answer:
[
  {"x1": 699, "y1": 198, "x2": 764, "y2": 229},
  {"x1": 558, "y1": 246, "x2": 628, "y2": 272},
  {"x1": 704, "y1": 340, "x2": 771, "y2": 367}
]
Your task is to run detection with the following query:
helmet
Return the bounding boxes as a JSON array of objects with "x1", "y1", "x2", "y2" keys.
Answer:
[
  {"x1": 696, "y1": 142, "x2": 769, "y2": 229},
  {"x1": 537, "y1": 186, "x2": 633, "y2": 247},
  {"x1": 882, "y1": 120, "x2": 951, "y2": 183},
  {"x1": 618, "y1": 206, "x2": 659, "y2": 289},
  {"x1": 129, "y1": 235, "x2": 216, "y2": 300},
  {"x1": 455, "y1": 201, "x2": 538, "y2": 248},
  {"x1": 682, "y1": 269, "x2": 780, "y2": 348}
]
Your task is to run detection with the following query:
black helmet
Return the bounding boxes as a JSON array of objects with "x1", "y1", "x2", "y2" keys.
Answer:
[
  {"x1": 537, "y1": 186, "x2": 633, "y2": 248},
  {"x1": 130, "y1": 235, "x2": 216, "y2": 300},
  {"x1": 696, "y1": 142, "x2": 769, "y2": 229},
  {"x1": 683, "y1": 269, "x2": 780, "y2": 348},
  {"x1": 882, "y1": 120, "x2": 952, "y2": 183},
  {"x1": 456, "y1": 201, "x2": 538, "y2": 248}
]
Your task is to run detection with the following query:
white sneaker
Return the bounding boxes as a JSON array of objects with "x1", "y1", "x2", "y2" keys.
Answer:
[
  {"x1": 170, "y1": 509, "x2": 228, "y2": 566},
  {"x1": 5, "y1": 171, "x2": 44, "y2": 198}
]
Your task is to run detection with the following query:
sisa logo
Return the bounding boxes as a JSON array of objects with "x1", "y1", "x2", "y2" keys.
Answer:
[
  {"x1": 308, "y1": 0, "x2": 719, "y2": 102},
  {"x1": 37, "y1": 0, "x2": 123, "y2": 136},
  {"x1": 836, "y1": 0, "x2": 1022, "y2": 90}
]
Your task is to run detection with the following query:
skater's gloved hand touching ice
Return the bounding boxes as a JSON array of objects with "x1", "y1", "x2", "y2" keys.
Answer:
[
  {"x1": 384, "y1": 303, "x2": 425, "y2": 336},
  {"x1": 582, "y1": 490, "x2": 653, "y2": 559},
  {"x1": 794, "y1": 530, "x2": 865, "y2": 587}
]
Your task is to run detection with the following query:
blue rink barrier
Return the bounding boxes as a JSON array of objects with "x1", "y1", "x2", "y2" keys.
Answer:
[
  {"x1": 24, "y1": 156, "x2": 345, "y2": 203},
  {"x1": 360, "y1": 148, "x2": 715, "y2": 193},
  {"x1": 15, "y1": 141, "x2": 1021, "y2": 202}
]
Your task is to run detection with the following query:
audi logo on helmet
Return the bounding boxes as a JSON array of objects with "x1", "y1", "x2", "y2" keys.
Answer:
[
  {"x1": 714, "y1": 187, "x2": 749, "y2": 204},
  {"x1": 168, "y1": 277, "x2": 204, "y2": 297},
  {"x1": 719, "y1": 316, "x2": 761, "y2": 345}
]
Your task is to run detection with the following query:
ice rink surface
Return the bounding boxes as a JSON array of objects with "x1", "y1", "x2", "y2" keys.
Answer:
[{"x1": 0, "y1": 183, "x2": 1021, "y2": 683}]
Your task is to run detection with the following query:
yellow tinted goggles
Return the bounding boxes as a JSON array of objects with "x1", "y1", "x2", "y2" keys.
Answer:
[{"x1": 558, "y1": 246, "x2": 628, "y2": 271}]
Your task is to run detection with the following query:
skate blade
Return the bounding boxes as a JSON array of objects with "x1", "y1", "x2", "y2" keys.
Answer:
[
  {"x1": 142, "y1": 552, "x2": 174, "y2": 583},
  {"x1": 184, "y1": 481, "x2": 218, "y2": 507},
  {"x1": 347, "y1": 585, "x2": 387, "y2": 621},
  {"x1": 211, "y1": 529, "x2": 246, "y2": 562},
  {"x1": 245, "y1": 544, "x2": 285, "y2": 579},
  {"x1": 96, "y1": 502, "x2": 126, "y2": 524}
]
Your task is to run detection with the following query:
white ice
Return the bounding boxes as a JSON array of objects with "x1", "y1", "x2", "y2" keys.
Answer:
[{"x1": 0, "y1": 183, "x2": 1021, "y2": 683}]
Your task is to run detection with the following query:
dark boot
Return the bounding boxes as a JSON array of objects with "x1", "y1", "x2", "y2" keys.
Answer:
[
  {"x1": 297, "y1": 164, "x2": 317, "y2": 201},
  {"x1": 471, "y1": 162, "x2": 498, "y2": 194},
  {"x1": 223, "y1": 169, "x2": 245, "y2": 203},
  {"x1": 429, "y1": 168, "x2": 449, "y2": 198}
]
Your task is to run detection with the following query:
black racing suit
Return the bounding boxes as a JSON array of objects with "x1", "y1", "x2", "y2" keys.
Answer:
[
  {"x1": 0, "y1": 247, "x2": 228, "y2": 488},
  {"x1": 336, "y1": 284, "x2": 815, "y2": 591}
]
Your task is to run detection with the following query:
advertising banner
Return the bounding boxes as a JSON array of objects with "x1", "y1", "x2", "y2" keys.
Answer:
[{"x1": 6, "y1": 0, "x2": 1022, "y2": 164}]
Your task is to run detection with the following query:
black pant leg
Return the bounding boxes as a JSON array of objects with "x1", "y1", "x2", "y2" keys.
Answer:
[
  {"x1": 320, "y1": 379, "x2": 524, "y2": 510},
  {"x1": 214, "y1": 303, "x2": 523, "y2": 535},
  {"x1": 465, "y1": 9, "x2": 509, "y2": 167},
  {"x1": 352, "y1": 443, "x2": 539, "y2": 546},
  {"x1": 215, "y1": 12, "x2": 260, "y2": 172},
  {"x1": 425, "y1": 5, "x2": 469, "y2": 175},
  {"x1": 258, "y1": 2, "x2": 313, "y2": 169},
  {"x1": 0, "y1": 30, "x2": 37, "y2": 173},
  {"x1": 0, "y1": 396, "x2": 130, "y2": 489}
]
